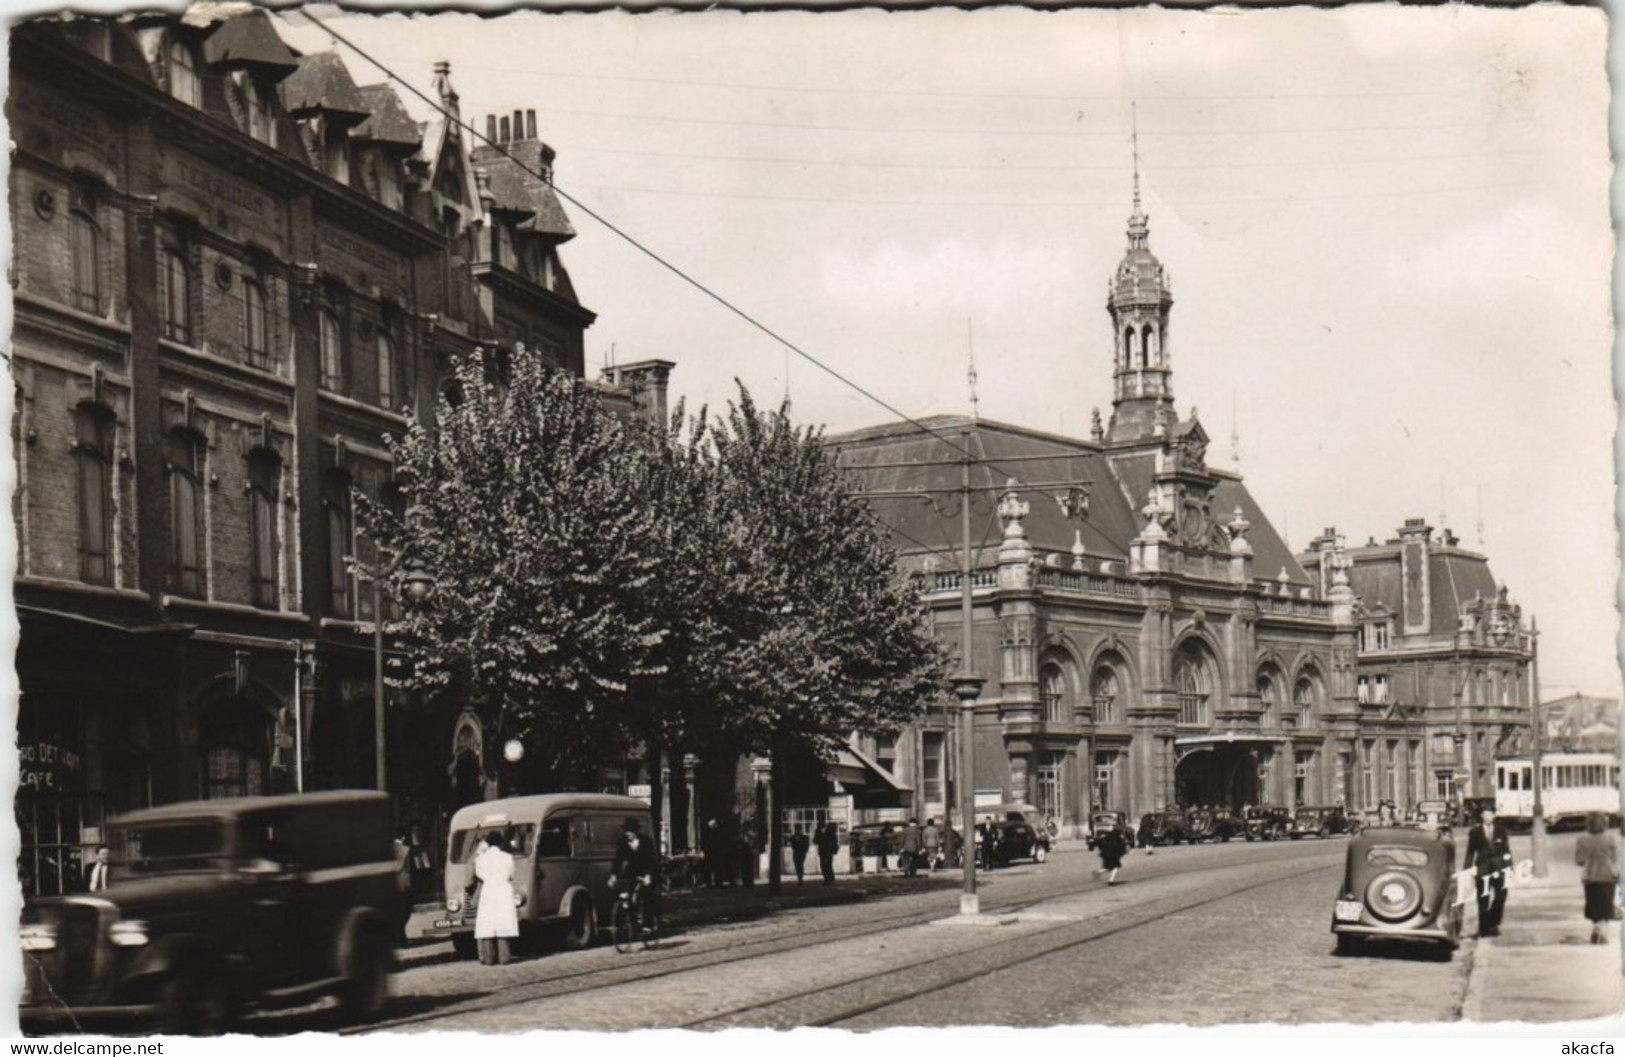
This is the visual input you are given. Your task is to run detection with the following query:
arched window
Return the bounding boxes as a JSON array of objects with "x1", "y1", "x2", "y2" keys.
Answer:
[
  {"x1": 324, "y1": 469, "x2": 353, "y2": 617},
  {"x1": 243, "y1": 78, "x2": 274, "y2": 146},
  {"x1": 199, "y1": 700, "x2": 270, "y2": 800},
  {"x1": 1039, "y1": 664, "x2": 1068, "y2": 724},
  {"x1": 72, "y1": 403, "x2": 114, "y2": 585},
  {"x1": 168, "y1": 39, "x2": 201, "y2": 108},
  {"x1": 247, "y1": 449, "x2": 281, "y2": 609},
  {"x1": 165, "y1": 429, "x2": 205, "y2": 596},
  {"x1": 1142, "y1": 324, "x2": 1158, "y2": 366},
  {"x1": 1125, "y1": 326, "x2": 1140, "y2": 370},
  {"x1": 319, "y1": 310, "x2": 344, "y2": 391},
  {"x1": 162, "y1": 247, "x2": 191, "y2": 343},
  {"x1": 1091, "y1": 665, "x2": 1120, "y2": 725},
  {"x1": 70, "y1": 211, "x2": 100, "y2": 314},
  {"x1": 243, "y1": 278, "x2": 268, "y2": 370},
  {"x1": 376, "y1": 332, "x2": 397, "y2": 409},
  {"x1": 1173, "y1": 647, "x2": 1209, "y2": 726},
  {"x1": 1257, "y1": 672, "x2": 1280, "y2": 726},
  {"x1": 1294, "y1": 675, "x2": 1319, "y2": 726}
]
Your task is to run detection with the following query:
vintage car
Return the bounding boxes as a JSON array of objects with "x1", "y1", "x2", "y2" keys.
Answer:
[
  {"x1": 1244, "y1": 805, "x2": 1291, "y2": 841},
  {"x1": 1413, "y1": 799, "x2": 1453, "y2": 835},
  {"x1": 1186, "y1": 808, "x2": 1246, "y2": 843},
  {"x1": 1330, "y1": 825, "x2": 1462, "y2": 957},
  {"x1": 20, "y1": 791, "x2": 398, "y2": 1035},
  {"x1": 1137, "y1": 810, "x2": 1192, "y2": 847},
  {"x1": 1289, "y1": 805, "x2": 1353, "y2": 839},
  {"x1": 848, "y1": 823, "x2": 907, "y2": 864},
  {"x1": 983, "y1": 819, "x2": 1048, "y2": 865},
  {"x1": 1085, "y1": 811, "x2": 1136, "y2": 851}
]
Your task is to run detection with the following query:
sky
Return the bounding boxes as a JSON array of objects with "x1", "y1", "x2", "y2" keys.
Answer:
[{"x1": 21, "y1": 1, "x2": 1623, "y2": 697}]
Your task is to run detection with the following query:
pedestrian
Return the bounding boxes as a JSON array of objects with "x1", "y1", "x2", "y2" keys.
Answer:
[
  {"x1": 941, "y1": 822, "x2": 959, "y2": 870},
  {"x1": 815, "y1": 821, "x2": 839, "y2": 884},
  {"x1": 922, "y1": 818, "x2": 941, "y2": 871},
  {"x1": 1094, "y1": 822, "x2": 1128, "y2": 885},
  {"x1": 980, "y1": 817, "x2": 999, "y2": 871},
  {"x1": 611, "y1": 816, "x2": 660, "y2": 928},
  {"x1": 901, "y1": 819, "x2": 923, "y2": 878},
  {"x1": 878, "y1": 823, "x2": 892, "y2": 872},
  {"x1": 790, "y1": 827, "x2": 811, "y2": 884},
  {"x1": 1576, "y1": 811, "x2": 1620, "y2": 945},
  {"x1": 1465, "y1": 806, "x2": 1512, "y2": 938},
  {"x1": 83, "y1": 845, "x2": 111, "y2": 893},
  {"x1": 472, "y1": 831, "x2": 518, "y2": 965},
  {"x1": 738, "y1": 824, "x2": 755, "y2": 887},
  {"x1": 702, "y1": 818, "x2": 723, "y2": 887}
]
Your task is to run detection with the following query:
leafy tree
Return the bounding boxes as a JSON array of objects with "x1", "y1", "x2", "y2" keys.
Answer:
[{"x1": 358, "y1": 347, "x2": 667, "y2": 785}]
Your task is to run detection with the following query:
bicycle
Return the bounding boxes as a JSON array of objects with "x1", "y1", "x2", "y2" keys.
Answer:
[{"x1": 609, "y1": 877, "x2": 659, "y2": 953}]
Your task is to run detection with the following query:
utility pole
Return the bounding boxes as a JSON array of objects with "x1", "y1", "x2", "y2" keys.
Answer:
[{"x1": 1530, "y1": 615, "x2": 1548, "y2": 878}]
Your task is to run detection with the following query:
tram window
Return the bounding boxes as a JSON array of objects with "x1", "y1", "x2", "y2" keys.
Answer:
[{"x1": 1497, "y1": 770, "x2": 1505, "y2": 790}]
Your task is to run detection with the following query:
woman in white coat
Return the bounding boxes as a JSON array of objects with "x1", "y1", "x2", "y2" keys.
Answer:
[{"x1": 473, "y1": 831, "x2": 519, "y2": 965}]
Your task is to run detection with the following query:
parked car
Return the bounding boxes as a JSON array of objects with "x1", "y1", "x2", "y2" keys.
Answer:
[
  {"x1": 1086, "y1": 811, "x2": 1136, "y2": 850},
  {"x1": 1330, "y1": 825, "x2": 1462, "y2": 957},
  {"x1": 1137, "y1": 810, "x2": 1191, "y2": 847},
  {"x1": 437, "y1": 793, "x2": 653, "y2": 955},
  {"x1": 1244, "y1": 805, "x2": 1291, "y2": 842},
  {"x1": 1289, "y1": 805, "x2": 1353, "y2": 839},
  {"x1": 1412, "y1": 799, "x2": 1452, "y2": 835},
  {"x1": 1209, "y1": 808, "x2": 1247, "y2": 842},
  {"x1": 985, "y1": 819, "x2": 1048, "y2": 865},
  {"x1": 20, "y1": 791, "x2": 399, "y2": 1035},
  {"x1": 848, "y1": 823, "x2": 906, "y2": 861}
]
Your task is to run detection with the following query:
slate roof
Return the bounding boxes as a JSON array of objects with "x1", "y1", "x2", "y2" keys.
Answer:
[
  {"x1": 1341, "y1": 539, "x2": 1502, "y2": 637},
  {"x1": 353, "y1": 84, "x2": 422, "y2": 149},
  {"x1": 482, "y1": 163, "x2": 536, "y2": 218},
  {"x1": 829, "y1": 415, "x2": 1310, "y2": 585},
  {"x1": 473, "y1": 141, "x2": 576, "y2": 240},
  {"x1": 201, "y1": 9, "x2": 299, "y2": 74},
  {"x1": 279, "y1": 51, "x2": 370, "y2": 124}
]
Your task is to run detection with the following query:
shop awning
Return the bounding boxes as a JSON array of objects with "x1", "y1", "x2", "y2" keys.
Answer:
[
  {"x1": 829, "y1": 744, "x2": 912, "y2": 795},
  {"x1": 16, "y1": 604, "x2": 195, "y2": 637}
]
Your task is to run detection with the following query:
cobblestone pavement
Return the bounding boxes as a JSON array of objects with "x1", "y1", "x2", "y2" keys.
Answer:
[{"x1": 324, "y1": 837, "x2": 1467, "y2": 1033}]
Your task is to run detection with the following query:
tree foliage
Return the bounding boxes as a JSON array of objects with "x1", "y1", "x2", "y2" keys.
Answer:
[{"x1": 362, "y1": 345, "x2": 947, "y2": 784}]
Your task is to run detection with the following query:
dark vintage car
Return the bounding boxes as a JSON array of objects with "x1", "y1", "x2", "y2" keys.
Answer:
[
  {"x1": 848, "y1": 823, "x2": 906, "y2": 861},
  {"x1": 984, "y1": 819, "x2": 1049, "y2": 865},
  {"x1": 1086, "y1": 811, "x2": 1136, "y2": 851},
  {"x1": 1186, "y1": 808, "x2": 1246, "y2": 843},
  {"x1": 1330, "y1": 825, "x2": 1462, "y2": 957},
  {"x1": 20, "y1": 791, "x2": 399, "y2": 1035},
  {"x1": 1244, "y1": 805, "x2": 1291, "y2": 842},
  {"x1": 1289, "y1": 805, "x2": 1354, "y2": 839},
  {"x1": 1137, "y1": 810, "x2": 1191, "y2": 847}
]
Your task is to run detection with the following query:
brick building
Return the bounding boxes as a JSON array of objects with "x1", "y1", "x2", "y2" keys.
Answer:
[
  {"x1": 830, "y1": 175, "x2": 1534, "y2": 834},
  {"x1": 8, "y1": 10, "x2": 668, "y2": 895}
]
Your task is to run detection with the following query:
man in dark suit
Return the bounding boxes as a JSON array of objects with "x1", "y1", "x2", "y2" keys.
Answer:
[
  {"x1": 1465, "y1": 807, "x2": 1512, "y2": 937},
  {"x1": 84, "y1": 846, "x2": 112, "y2": 893}
]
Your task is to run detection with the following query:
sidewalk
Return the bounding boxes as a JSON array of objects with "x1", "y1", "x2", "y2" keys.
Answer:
[
  {"x1": 397, "y1": 865, "x2": 964, "y2": 969},
  {"x1": 1462, "y1": 832, "x2": 1625, "y2": 1024}
]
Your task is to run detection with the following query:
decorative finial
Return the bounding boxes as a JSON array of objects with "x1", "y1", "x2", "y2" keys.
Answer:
[
  {"x1": 1090, "y1": 407, "x2": 1104, "y2": 442},
  {"x1": 1072, "y1": 528, "x2": 1088, "y2": 569},
  {"x1": 966, "y1": 318, "x2": 979, "y2": 423},
  {"x1": 1230, "y1": 391, "x2": 1240, "y2": 467},
  {"x1": 1131, "y1": 101, "x2": 1141, "y2": 213}
]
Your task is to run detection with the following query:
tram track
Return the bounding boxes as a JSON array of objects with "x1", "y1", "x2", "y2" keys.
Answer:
[{"x1": 344, "y1": 842, "x2": 1340, "y2": 1034}]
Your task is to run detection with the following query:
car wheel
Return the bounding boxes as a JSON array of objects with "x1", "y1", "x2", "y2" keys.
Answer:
[
  {"x1": 1335, "y1": 933, "x2": 1363, "y2": 957},
  {"x1": 1034, "y1": 845, "x2": 1049, "y2": 864},
  {"x1": 451, "y1": 933, "x2": 477, "y2": 960},
  {"x1": 341, "y1": 928, "x2": 392, "y2": 1023},
  {"x1": 159, "y1": 962, "x2": 232, "y2": 1036},
  {"x1": 562, "y1": 893, "x2": 596, "y2": 950}
]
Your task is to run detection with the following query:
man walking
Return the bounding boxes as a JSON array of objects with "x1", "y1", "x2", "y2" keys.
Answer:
[
  {"x1": 790, "y1": 827, "x2": 811, "y2": 884},
  {"x1": 84, "y1": 846, "x2": 111, "y2": 893},
  {"x1": 922, "y1": 818, "x2": 941, "y2": 871},
  {"x1": 1466, "y1": 806, "x2": 1513, "y2": 937},
  {"x1": 815, "y1": 821, "x2": 839, "y2": 884},
  {"x1": 901, "y1": 819, "x2": 923, "y2": 878}
]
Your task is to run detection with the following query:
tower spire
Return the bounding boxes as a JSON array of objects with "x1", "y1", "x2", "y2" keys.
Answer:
[
  {"x1": 966, "y1": 318, "x2": 980, "y2": 422},
  {"x1": 1132, "y1": 101, "x2": 1142, "y2": 214}
]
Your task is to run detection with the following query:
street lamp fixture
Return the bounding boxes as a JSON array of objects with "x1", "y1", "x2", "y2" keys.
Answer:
[
  {"x1": 374, "y1": 555, "x2": 434, "y2": 794},
  {"x1": 950, "y1": 672, "x2": 985, "y2": 916}
]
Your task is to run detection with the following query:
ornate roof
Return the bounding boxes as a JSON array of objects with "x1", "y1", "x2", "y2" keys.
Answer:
[
  {"x1": 200, "y1": 9, "x2": 300, "y2": 75},
  {"x1": 353, "y1": 84, "x2": 422, "y2": 149},
  {"x1": 279, "y1": 51, "x2": 370, "y2": 125}
]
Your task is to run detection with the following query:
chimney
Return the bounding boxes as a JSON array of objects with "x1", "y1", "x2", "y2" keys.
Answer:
[{"x1": 526, "y1": 110, "x2": 537, "y2": 139}]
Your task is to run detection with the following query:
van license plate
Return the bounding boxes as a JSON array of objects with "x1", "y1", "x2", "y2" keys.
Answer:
[
  {"x1": 1334, "y1": 900, "x2": 1363, "y2": 923},
  {"x1": 433, "y1": 920, "x2": 455, "y2": 929}
]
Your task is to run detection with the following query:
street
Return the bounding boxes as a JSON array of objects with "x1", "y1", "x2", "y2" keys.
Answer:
[{"x1": 299, "y1": 836, "x2": 1470, "y2": 1033}]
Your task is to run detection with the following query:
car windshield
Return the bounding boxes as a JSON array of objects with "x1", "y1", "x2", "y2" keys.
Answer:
[
  {"x1": 449, "y1": 824, "x2": 537, "y2": 864},
  {"x1": 110, "y1": 821, "x2": 229, "y2": 878},
  {"x1": 1366, "y1": 845, "x2": 1431, "y2": 867}
]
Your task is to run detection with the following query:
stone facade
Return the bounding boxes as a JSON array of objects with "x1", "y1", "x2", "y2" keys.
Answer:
[{"x1": 7, "y1": 11, "x2": 665, "y2": 896}]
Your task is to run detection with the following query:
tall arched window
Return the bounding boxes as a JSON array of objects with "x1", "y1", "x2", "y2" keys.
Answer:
[
  {"x1": 162, "y1": 247, "x2": 191, "y2": 343},
  {"x1": 1125, "y1": 326, "x2": 1141, "y2": 370},
  {"x1": 1294, "y1": 675, "x2": 1319, "y2": 726},
  {"x1": 1173, "y1": 647, "x2": 1209, "y2": 726},
  {"x1": 70, "y1": 211, "x2": 100, "y2": 314},
  {"x1": 165, "y1": 429, "x2": 204, "y2": 596},
  {"x1": 168, "y1": 39, "x2": 201, "y2": 108},
  {"x1": 1091, "y1": 665, "x2": 1120, "y2": 725},
  {"x1": 243, "y1": 279, "x2": 268, "y2": 370},
  {"x1": 247, "y1": 449, "x2": 281, "y2": 609},
  {"x1": 324, "y1": 469, "x2": 353, "y2": 617},
  {"x1": 1039, "y1": 664, "x2": 1068, "y2": 724},
  {"x1": 320, "y1": 310, "x2": 344, "y2": 391},
  {"x1": 1257, "y1": 672, "x2": 1280, "y2": 726},
  {"x1": 1142, "y1": 324, "x2": 1158, "y2": 366},
  {"x1": 376, "y1": 332, "x2": 397, "y2": 409},
  {"x1": 72, "y1": 403, "x2": 114, "y2": 585},
  {"x1": 200, "y1": 700, "x2": 270, "y2": 799}
]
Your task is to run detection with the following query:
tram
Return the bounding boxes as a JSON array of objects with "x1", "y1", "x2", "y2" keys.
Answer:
[{"x1": 1494, "y1": 752, "x2": 1621, "y2": 829}]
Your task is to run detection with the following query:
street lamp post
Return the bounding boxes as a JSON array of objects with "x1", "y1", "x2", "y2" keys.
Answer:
[
  {"x1": 373, "y1": 556, "x2": 434, "y2": 793},
  {"x1": 1529, "y1": 615, "x2": 1547, "y2": 878}
]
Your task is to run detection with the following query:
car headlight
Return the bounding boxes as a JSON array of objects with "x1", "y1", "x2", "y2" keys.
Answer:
[
  {"x1": 109, "y1": 920, "x2": 149, "y2": 947},
  {"x1": 446, "y1": 897, "x2": 462, "y2": 913},
  {"x1": 20, "y1": 923, "x2": 56, "y2": 951}
]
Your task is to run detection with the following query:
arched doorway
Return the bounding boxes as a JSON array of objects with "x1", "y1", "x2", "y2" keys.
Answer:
[
  {"x1": 199, "y1": 697, "x2": 273, "y2": 799},
  {"x1": 1174, "y1": 745, "x2": 1262, "y2": 810}
]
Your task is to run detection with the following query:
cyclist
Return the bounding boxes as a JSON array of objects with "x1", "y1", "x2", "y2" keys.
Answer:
[{"x1": 609, "y1": 815, "x2": 659, "y2": 929}]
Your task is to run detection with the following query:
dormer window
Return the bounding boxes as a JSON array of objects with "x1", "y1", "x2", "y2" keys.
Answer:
[
  {"x1": 243, "y1": 78, "x2": 275, "y2": 147},
  {"x1": 168, "y1": 39, "x2": 201, "y2": 108}
]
